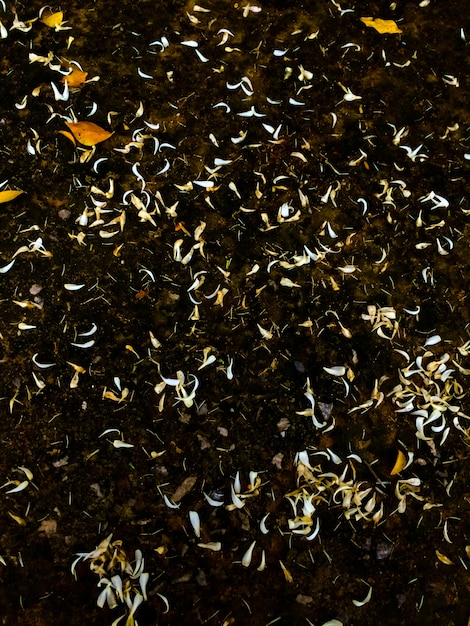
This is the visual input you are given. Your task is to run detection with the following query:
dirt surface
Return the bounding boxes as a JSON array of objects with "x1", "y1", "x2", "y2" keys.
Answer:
[{"x1": 1, "y1": 1, "x2": 470, "y2": 624}]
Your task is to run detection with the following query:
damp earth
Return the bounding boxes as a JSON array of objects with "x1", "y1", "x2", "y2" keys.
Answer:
[{"x1": 0, "y1": 1, "x2": 470, "y2": 625}]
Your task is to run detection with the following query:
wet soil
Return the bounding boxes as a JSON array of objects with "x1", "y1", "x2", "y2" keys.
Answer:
[{"x1": 0, "y1": 1, "x2": 470, "y2": 625}]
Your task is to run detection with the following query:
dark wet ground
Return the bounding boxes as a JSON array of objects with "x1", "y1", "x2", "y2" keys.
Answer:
[{"x1": 1, "y1": 0, "x2": 470, "y2": 624}]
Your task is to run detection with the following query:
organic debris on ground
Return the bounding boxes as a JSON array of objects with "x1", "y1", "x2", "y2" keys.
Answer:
[{"x1": 0, "y1": 1, "x2": 470, "y2": 624}]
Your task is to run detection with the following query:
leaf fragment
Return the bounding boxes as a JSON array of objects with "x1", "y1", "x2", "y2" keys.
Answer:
[
  {"x1": 435, "y1": 549, "x2": 453, "y2": 565},
  {"x1": 279, "y1": 559, "x2": 293, "y2": 583},
  {"x1": 360, "y1": 17, "x2": 403, "y2": 34},
  {"x1": 0, "y1": 190, "x2": 23, "y2": 204},
  {"x1": 64, "y1": 121, "x2": 113, "y2": 147},
  {"x1": 58, "y1": 130, "x2": 77, "y2": 146},
  {"x1": 390, "y1": 450, "x2": 406, "y2": 475},
  {"x1": 62, "y1": 69, "x2": 88, "y2": 87},
  {"x1": 8, "y1": 511, "x2": 26, "y2": 526},
  {"x1": 40, "y1": 11, "x2": 64, "y2": 28}
]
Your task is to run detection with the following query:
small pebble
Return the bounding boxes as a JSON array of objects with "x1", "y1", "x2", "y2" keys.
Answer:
[
  {"x1": 29, "y1": 284, "x2": 43, "y2": 295},
  {"x1": 58, "y1": 208, "x2": 71, "y2": 220}
]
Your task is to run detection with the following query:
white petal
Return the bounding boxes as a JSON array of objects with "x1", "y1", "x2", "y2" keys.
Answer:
[{"x1": 323, "y1": 365, "x2": 345, "y2": 376}]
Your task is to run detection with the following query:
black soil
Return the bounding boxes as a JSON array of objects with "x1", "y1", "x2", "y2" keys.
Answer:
[{"x1": 0, "y1": 1, "x2": 470, "y2": 625}]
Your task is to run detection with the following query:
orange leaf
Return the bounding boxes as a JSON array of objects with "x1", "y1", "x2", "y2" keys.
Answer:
[
  {"x1": 58, "y1": 130, "x2": 77, "y2": 146},
  {"x1": 41, "y1": 11, "x2": 64, "y2": 28},
  {"x1": 390, "y1": 450, "x2": 406, "y2": 475},
  {"x1": 175, "y1": 221, "x2": 191, "y2": 235},
  {"x1": 0, "y1": 190, "x2": 24, "y2": 204},
  {"x1": 62, "y1": 69, "x2": 88, "y2": 88},
  {"x1": 64, "y1": 121, "x2": 113, "y2": 147},
  {"x1": 360, "y1": 17, "x2": 402, "y2": 34}
]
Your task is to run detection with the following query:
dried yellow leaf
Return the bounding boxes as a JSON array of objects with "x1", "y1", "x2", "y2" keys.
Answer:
[
  {"x1": 435, "y1": 549, "x2": 453, "y2": 565},
  {"x1": 65, "y1": 121, "x2": 113, "y2": 147},
  {"x1": 360, "y1": 17, "x2": 402, "y2": 34},
  {"x1": 279, "y1": 560, "x2": 293, "y2": 583},
  {"x1": 0, "y1": 190, "x2": 24, "y2": 204},
  {"x1": 390, "y1": 450, "x2": 406, "y2": 475},
  {"x1": 67, "y1": 362, "x2": 86, "y2": 374},
  {"x1": 8, "y1": 511, "x2": 26, "y2": 526},
  {"x1": 41, "y1": 11, "x2": 64, "y2": 28},
  {"x1": 103, "y1": 390, "x2": 121, "y2": 401},
  {"x1": 330, "y1": 276, "x2": 340, "y2": 291}
]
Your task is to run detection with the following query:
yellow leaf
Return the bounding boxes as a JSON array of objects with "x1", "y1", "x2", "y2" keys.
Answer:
[
  {"x1": 8, "y1": 511, "x2": 26, "y2": 526},
  {"x1": 390, "y1": 450, "x2": 406, "y2": 475},
  {"x1": 67, "y1": 362, "x2": 86, "y2": 374},
  {"x1": 435, "y1": 549, "x2": 453, "y2": 565},
  {"x1": 65, "y1": 121, "x2": 113, "y2": 147},
  {"x1": 103, "y1": 390, "x2": 121, "y2": 402},
  {"x1": 0, "y1": 190, "x2": 24, "y2": 204},
  {"x1": 62, "y1": 69, "x2": 88, "y2": 88},
  {"x1": 41, "y1": 11, "x2": 64, "y2": 28},
  {"x1": 279, "y1": 560, "x2": 293, "y2": 583},
  {"x1": 360, "y1": 17, "x2": 402, "y2": 34}
]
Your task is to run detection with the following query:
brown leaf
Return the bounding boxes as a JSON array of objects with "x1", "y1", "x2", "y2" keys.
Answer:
[
  {"x1": 64, "y1": 121, "x2": 113, "y2": 147},
  {"x1": 360, "y1": 17, "x2": 402, "y2": 34},
  {"x1": 0, "y1": 190, "x2": 24, "y2": 204},
  {"x1": 172, "y1": 476, "x2": 197, "y2": 502}
]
